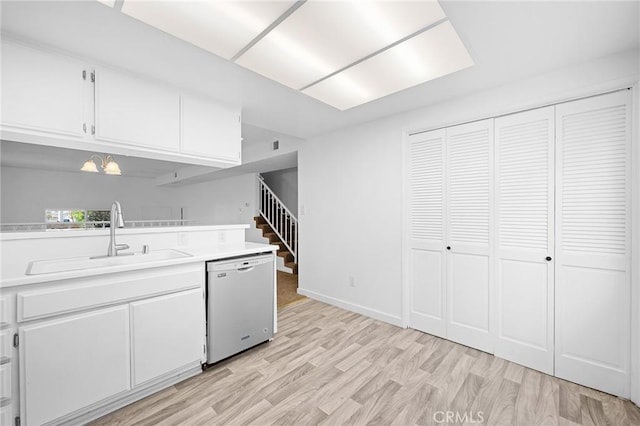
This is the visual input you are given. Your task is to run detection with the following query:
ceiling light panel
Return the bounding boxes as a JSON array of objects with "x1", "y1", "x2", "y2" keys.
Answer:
[
  {"x1": 95, "y1": 0, "x2": 116, "y2": 7},
  {"x1": 235, "y1": 0, "x2": 446, "y2": 90},
  {"x1": 302, "y1": 21, "x2": 474, "y2": 110},
  {"x1": 121, "y1": 0, "x2": 295, "y2": 60}
]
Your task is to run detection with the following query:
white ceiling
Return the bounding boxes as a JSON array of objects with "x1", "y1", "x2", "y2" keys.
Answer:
[{"x1": 1, "y1": 1, "x2": 637, "y2": 140}]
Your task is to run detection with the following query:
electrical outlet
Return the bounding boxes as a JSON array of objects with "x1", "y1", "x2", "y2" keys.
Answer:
[
  {"x1": 218, "y1": 231, "x2": 226, "y2": 243},
  {"x1": 349, "y1": 276, "x2": 355, "y2": 287},
  {"x1": 178, "y1": 232, "x2": 188, "y2": 246}
]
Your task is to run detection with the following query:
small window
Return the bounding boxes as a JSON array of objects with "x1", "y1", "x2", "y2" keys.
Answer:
[
  {"x1": 45, "y1": 209, "x2": 86, "y2": 229},
  {"x1": 44, "y1": 209, "x2": 111, "y2": 229}
]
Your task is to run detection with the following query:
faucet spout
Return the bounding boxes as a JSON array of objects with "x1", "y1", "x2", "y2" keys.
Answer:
[{"x1": 107, "y1": 201, "x2": 128, "y2": 256}]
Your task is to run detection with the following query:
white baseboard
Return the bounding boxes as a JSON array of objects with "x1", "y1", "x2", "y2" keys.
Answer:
[{"x1": 297, "y1": 288, "x2": 403, "y2": 327}]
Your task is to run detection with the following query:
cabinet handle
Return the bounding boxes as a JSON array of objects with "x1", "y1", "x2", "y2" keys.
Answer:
[
  {"x1": 546, "y1": 256, "x2": 552, "y2": 261},
  {"x1": 446, "y1": 246, "x2": 451, "y2": 250}
]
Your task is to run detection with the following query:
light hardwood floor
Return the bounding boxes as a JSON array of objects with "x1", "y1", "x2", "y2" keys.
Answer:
[{"x1": 93, "y1": 299, "x2": 640, "y2": 426}]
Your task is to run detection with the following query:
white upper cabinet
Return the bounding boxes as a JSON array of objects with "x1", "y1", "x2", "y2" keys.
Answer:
[
  {"x1": 1, "y1": 39, "x2": 242, "y2": 167},
  {"x1": 1, "y1": 41, "x2": 89, "y2": 137},
  {"x1": 95, "y1": 67, "x2": 180, "y2": 152},
  {"x1": 181, "y1": 94, "x2": 241, "y2": 164}
]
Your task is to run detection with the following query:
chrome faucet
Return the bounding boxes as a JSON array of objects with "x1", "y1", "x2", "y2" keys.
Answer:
[{"x1": 107, "y1": 201, "x2": 129, "y2": 256}]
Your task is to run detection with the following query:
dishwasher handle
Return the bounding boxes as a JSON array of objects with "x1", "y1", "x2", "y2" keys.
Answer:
[
  {"x1": 237, "y1": 266, "x2": 255, "y2": 273},
  {"x1": 207, "y1": 254, "x2": 274, "y2": 272}
]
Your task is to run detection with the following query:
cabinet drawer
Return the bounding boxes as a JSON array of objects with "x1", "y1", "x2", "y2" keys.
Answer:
[{"x1": 17, "y1": 265, "x2": 202, "y2": 322}]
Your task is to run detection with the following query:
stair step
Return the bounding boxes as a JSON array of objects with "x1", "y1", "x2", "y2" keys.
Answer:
[
  {"x1": 278, "y1": 252, "x2": 293, "y2": 262},
  {"x1": 285, "y1": 262, "x2": 298, "y2": 275},
  {"x1": 254, "y1": 216, "x2": 268, "y2": 225},
  {"x1": 258, "y1": 224, "x2": 273, "y2": 233},
  {"x1": 265, "y1": 235, "x2": 281, "y2": 244}
]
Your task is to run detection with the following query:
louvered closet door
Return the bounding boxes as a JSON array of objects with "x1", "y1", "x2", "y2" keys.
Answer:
[
  {"x1": 555, "y1": 90, "x2": 631, "y2": 398},
  {"x1": 445, "y1": 119, "x2": 494, "y2": 353},
  {"x1": 408, "y1": 129, "x2": 446, "y2": 338},
  {"x1": 494, "y1": 107, "x2": 555, "y2": 374}
]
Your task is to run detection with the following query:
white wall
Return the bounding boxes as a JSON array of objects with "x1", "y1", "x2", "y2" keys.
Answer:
[
  {"x1": 242, "y1": 129, "x2": 302, "y2": 164},
  {"x1": 298, "y1": 49, "x2": 639, "y2": 330},
  {"x1": 176, "y1": 173, "x2": 259, "y2": 227},
  {"x1": 262, "y1": 168, "x2": 298, "y2": 215},
  {"x1": 0, "y1": 166, "x2": 181, "y2": 223},
  {"x1": 299, "y1": 121, "x2": 404, "y2": 324}
]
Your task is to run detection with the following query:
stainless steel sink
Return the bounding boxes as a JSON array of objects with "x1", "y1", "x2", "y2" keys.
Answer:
[{"x1": 26, "y1": 249, "x2": 192, "y2": 275}]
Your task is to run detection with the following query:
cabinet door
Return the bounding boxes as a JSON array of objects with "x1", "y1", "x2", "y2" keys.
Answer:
[
  {"x1": 555, "y1": 90, "x2": 631, "y2": 397},
  {"x1": 407, "y1": 128, "x2": 447, "y2": 338},
  {"x1": 445, "y1": 119, "x2": 494, "y2": 353},
  {"x1": 95, "y1": 67, "x2": 180, "y2": 151},
  {"x1": 130, "y1": 289, "x2": 204, "y2": 386},
  {"x1": 181, "y1": 95, "x2": 241, "y2": 163},
  {"x1": 1, "y1": 41, "x2": 88, "y2": 137},
  {"x1": 19, "y1": 306, "x2": 130, "y2": 426},
  {"x1": 494, "y1": 106, "x2": 555, "y2": 375}
]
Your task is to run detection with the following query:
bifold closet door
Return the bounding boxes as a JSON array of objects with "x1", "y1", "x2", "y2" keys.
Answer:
[
  {"x1": 408, "y1": 129, "x2": 446, "y2": 338},
  {"x1": 494, "y1": 106, "x2": 555, "y2": 375},
  {"x1": 555, "y1": 90, "x2": 631, "y2": 398},
  {"x1": 445, "y1": 119, "x2": 494, "y2": 353}
]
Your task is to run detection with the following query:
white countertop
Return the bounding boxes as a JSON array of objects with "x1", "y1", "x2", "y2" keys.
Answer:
[
  {"x1": 0, "y1": 224, "x2": 249, "y2": 241},
  {"x1": 0, "y1": 242, "x2": 277, "y2": 288}
]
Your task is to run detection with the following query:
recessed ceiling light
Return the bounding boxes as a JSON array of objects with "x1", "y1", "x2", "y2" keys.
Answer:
[
  {"x1": 121, "y1": 0, "x2": 296, "y2": 60},
  {"x1": 302, "y1": 21, "x2": 474, "y2": 110},
  {"x1": 235, "y1": 0, "x2": 446, "y2": 90}
]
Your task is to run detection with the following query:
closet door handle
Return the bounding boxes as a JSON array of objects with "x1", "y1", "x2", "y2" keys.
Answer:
[
  {"x1": 545, "y1": 256, "x2": 552, "y2": 261},
  {"x1": 446, "y1": 246, "x2": 451, "y2": 250}
]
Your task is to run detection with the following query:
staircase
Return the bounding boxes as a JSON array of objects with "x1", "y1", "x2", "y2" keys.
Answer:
[
  {"x1": 254, "y1": 216, "x2": 297, "y2": 274},
  {"x1": 254, "y1": 176, "x2": 298, "y2": 275}
]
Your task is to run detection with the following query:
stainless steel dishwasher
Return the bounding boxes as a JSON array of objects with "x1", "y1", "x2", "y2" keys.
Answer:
[{"x1": 206, "y1": 253, "x2": 274, "y2": 364}]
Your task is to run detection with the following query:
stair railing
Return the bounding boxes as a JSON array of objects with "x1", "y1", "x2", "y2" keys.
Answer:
[{"x1": 258, "y1": 176, "x2": 298, "y2": 263}]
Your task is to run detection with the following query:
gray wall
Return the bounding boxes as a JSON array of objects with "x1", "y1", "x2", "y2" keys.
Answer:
[
  {"x1": 262, "y1": 168, "x2": 298, "y2": 216},
  {"x1": 0, "y1": 166, "x2": 259, "y2": 228},
  {"x1": 0, "y1": 166, "x2": 181, "y2": 223}
]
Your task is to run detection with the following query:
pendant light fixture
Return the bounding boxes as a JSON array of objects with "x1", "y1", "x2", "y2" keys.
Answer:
[{"x1": 81, "y1": 154, "x2": 122, "y2": 175}]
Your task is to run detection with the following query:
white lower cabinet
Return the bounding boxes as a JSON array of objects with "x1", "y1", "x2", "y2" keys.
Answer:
[
  {"x1": 131, "y1": 289, "x2": 205, "y2": 386},
  {"x1": 14, "y1": 264, "x2": 206, "y2": 425},
  {"x1": 19, "y1": 306, "x2": 131, "y2": 426}
]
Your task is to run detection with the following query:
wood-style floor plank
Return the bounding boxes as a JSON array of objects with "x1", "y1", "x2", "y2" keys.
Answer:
[{"x1": 92, "y1": 298, "x2": 640, "y2": 426}]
